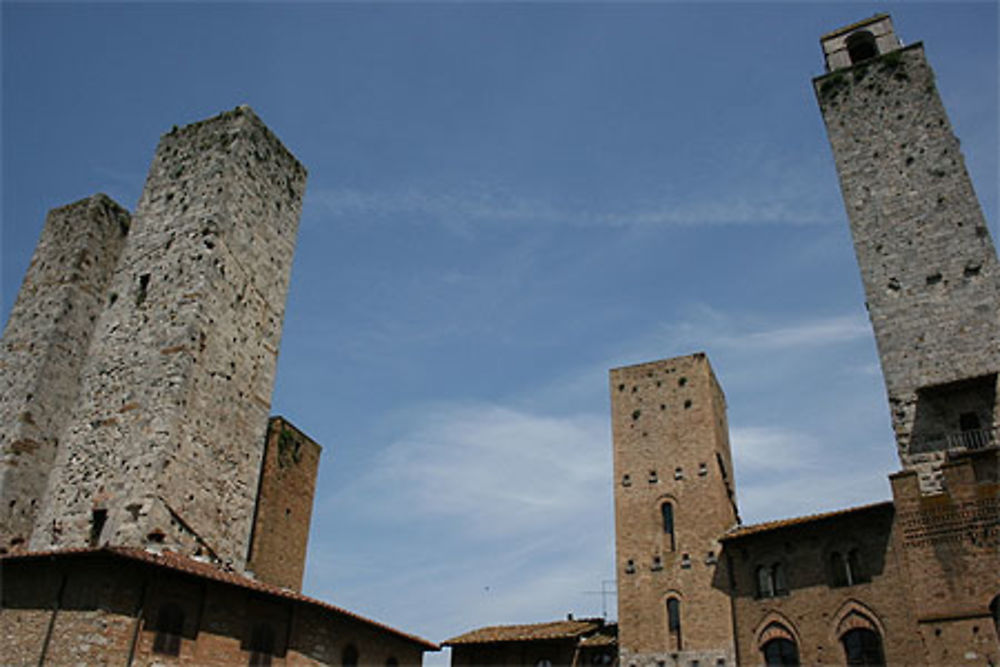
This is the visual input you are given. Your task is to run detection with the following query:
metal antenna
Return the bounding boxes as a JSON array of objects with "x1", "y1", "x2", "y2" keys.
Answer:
[{"x1": 581, "y1": 579, "x2": 617, "y2": 619}]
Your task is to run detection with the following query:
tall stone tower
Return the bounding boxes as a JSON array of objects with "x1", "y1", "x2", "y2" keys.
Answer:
[
  {"x1": 27, "y1": 106, "x2": 308, "y2": 569},
  {"x1": 814, "y1": 15, "x2": 1000, "y2": 491},
  {"x1": 0, "y1": 195, "x2": 131, "y2": 552},
  {"x1": 612, "y1": 353, "x2": 739, "y2": 667}
]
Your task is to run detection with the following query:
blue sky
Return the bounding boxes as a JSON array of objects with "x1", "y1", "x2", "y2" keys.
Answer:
[{"x1": 2, "y1": 2, "x2": 997, "y2": 662}]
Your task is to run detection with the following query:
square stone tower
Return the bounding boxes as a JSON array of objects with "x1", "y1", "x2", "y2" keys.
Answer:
[
  {"x1": 0, "y1": 195, "x2": 130, "y2": 552},
  {"x1": 28, "y1": 107, "x2": 308, "y2": 569},
  {"x1": 814, "y1": 15, "x2": 1000, "y2": 492},
  {"x1": 612, "y1": 353, "x2": 739, "y2": 667}
]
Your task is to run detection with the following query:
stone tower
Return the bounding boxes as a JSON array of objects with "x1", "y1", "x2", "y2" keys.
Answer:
[
  {"x1": 0, "y1": 195, "x2": 131, "y2": 552},
  {"x1": 27, "y1": 106, "x2": 308, "y2": 569},
  {"x1": 612, "y1": 353, "x2": 739, "y2": 667},
  {"x1": 814, "y1": 14, "x2": 1000, "y2": 491}
]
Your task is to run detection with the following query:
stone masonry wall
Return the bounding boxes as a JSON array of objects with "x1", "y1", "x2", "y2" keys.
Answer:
[
  {"x1": 247, "y1": 416, "x2": 322, "y2": 592},
  {"x1": 815, "y1": 42, "x2": 1000, "y2": 488},
  {"x1": 29, "y1": 106, "x2": 308, "y2": 569},
  {"x1": 0, "y1": 194, "x2": 130, "y2": 552},
  {"x1": 611, "y1": 353, "x2": 738, "y2": 667}
]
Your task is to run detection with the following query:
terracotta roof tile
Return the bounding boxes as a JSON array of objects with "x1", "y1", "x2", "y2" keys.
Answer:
[
  {"x1": 445, "y1": 618, "x2": 605, "y2": 645},
  {"x1": 1, "y1": 546, "x2": 438, "y2": 650},
  {"x1": 720, "y1": 501, "x2": 893, "y2": 541},
  {"x1": 578, "y1": 623, "x2": 617, "y2": 647}
]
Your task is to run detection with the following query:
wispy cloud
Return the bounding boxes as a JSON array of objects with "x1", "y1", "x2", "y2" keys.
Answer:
[
  {"x1": 333, "y1": 402, "x2": 611, "y2": 537},
  {"x1": 308, "y1": 184, "x2": 833, "y2": 231},
  {"x1": 711, "y1": 314, "x2": 871, "y2": 350},
  {"x1": 731, "y1": 426, "x2": 822, "y2": 473}
]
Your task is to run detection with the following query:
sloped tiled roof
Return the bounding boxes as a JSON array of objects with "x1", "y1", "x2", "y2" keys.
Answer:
[
  {"x1": 720, "y1": 501, "x2": 893, "y2": 541},
  {"x1": 445, "y1": 618, "x2": 605, "y2": 645},
  {"x1": 1, "y1": 546, "x2": 438, "y2": 650},
  {"x1": 578, "y1": 623, "x2": 617, "y2": 648}
]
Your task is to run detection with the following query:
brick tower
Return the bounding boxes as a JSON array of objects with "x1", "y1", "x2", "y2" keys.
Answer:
[
  {"x1": 0, "y1": 195, "x2": 131, "y2": 552},
  {"x1": 246, "y1": 416, "x2": 322, "y2": 592},
  {"x1": 814, "y1": 15, "x2": 1000, "y2": 491},
  {"x1": 28, "y1": 107, "x2": 308, "y2": 569},
  {"x1": 611, "y1": 353, "x2": 739, "y2": 667}
]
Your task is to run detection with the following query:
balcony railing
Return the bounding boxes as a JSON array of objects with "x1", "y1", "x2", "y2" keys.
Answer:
[{"x1": 912, "y1": 427, "x2": 997, "y2": 453}]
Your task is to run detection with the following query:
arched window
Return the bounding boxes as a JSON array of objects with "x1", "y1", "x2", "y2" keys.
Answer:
[
  {"x1": 248, "y1": 623, "x2": 275, "y2": 667},
  {"x1": 846, "y1": 30, "x2": 878, "y2": 64},
  {"x1": 661, "y1": 502, "x2": 675, "y2": 551},
  {"x1": 342, "y1": 644, "x2": 359, "y2": 667},
  {"x1": 666, "y1": 597, "x2": 682, "y2": 650},
  {"x1": 152, "y1": 602, "x2": 184, "y2": 656},
  {"x1": 841, "y1": 628, "x2": 885, "y2": 666},
  {"x1": 762, "y1": 638, "x2": 800, "y2": 666}
]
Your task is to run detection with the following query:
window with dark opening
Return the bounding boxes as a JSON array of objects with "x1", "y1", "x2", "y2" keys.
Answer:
[
  {"x1": 762, "y1": 638, "x2": 800, "y2": 666},
  {"x1": 661, "y1": 502, "x2": 675, "y2": 551},
  {"x1": 756, "y1": 565, "x2": 774, "y2": 598},
  {"x1": 772, "y1": 563, "x2": 788, "y2": 596},
  {"x1": 342, "y1": 644, "x2": 359, "y2": 667},
  {"x1": 911, "y1": 374, "x2": 996, "y2": 452},
  {"x1": 89, "y1": 509, "x2": 107, "y2": 547},
  {"x1": 841, "y1": 628, "x2": 885, "y2": 666},
  {"x1": 756, "y1": 563, "x2": 787, "y2": 597},
  {"x1": 386, "y1": 659, "x2": 399, "y2": 667},
  {"x1": 960, "y1": 412, "x2": 982, "y2": 432},
  {"x1": 136, "y1": 273, "x2": 151, "y2": 306},
  {"x1": 152, "y1": 602, "x2": 184, "y2": 656},
  {"x1": 666, "y1": 597, "x2": 682, "y2": 650},
  {"x1": 248, "y1": 623, "x2": 275, "y2": 667},
  {"x1": 846, "y1": 30, "x2": 878, "y2": 64},
  {"x1": 831, "y1": 552, "x2": 848, "y2": 586},
  {"x1": 990, "y1": 595, "x2": 999, "y2": 642},
  {"x1": 831, "y1": 549, "x2": 864, "y2": 587}
]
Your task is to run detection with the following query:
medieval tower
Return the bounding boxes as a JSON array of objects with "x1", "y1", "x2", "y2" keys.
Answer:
[
  {"x1": 814, "y1": 14, "x2": 1000, "y2": 492},
  {"x1": 612, "y1": 353, "x2": 739, "y2": 667},
  {"x1": 0, "y1": 106, "x2": 309, "y2": 572},
  {"x1": 0, "y1": 196, "x2": 131, "y2": 548}
]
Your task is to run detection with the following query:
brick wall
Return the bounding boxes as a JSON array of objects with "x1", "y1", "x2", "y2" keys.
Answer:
[
  {"x1": 725, "y1": 504, "x2": 927, "y2": 665},
  {"x1": 891, "y1": 449, "x2": 1000, "y2": 666},
  {"x1": 248, "y1": 416, "x2": 322, "y2": 591},
  {"x1": 0, "y1": 551, "x2": 430, "y2": 666}
]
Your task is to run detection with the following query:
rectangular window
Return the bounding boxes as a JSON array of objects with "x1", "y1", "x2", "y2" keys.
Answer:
[{"x1": 89, "y1": 509, "x2": 107, "y2": 547}]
